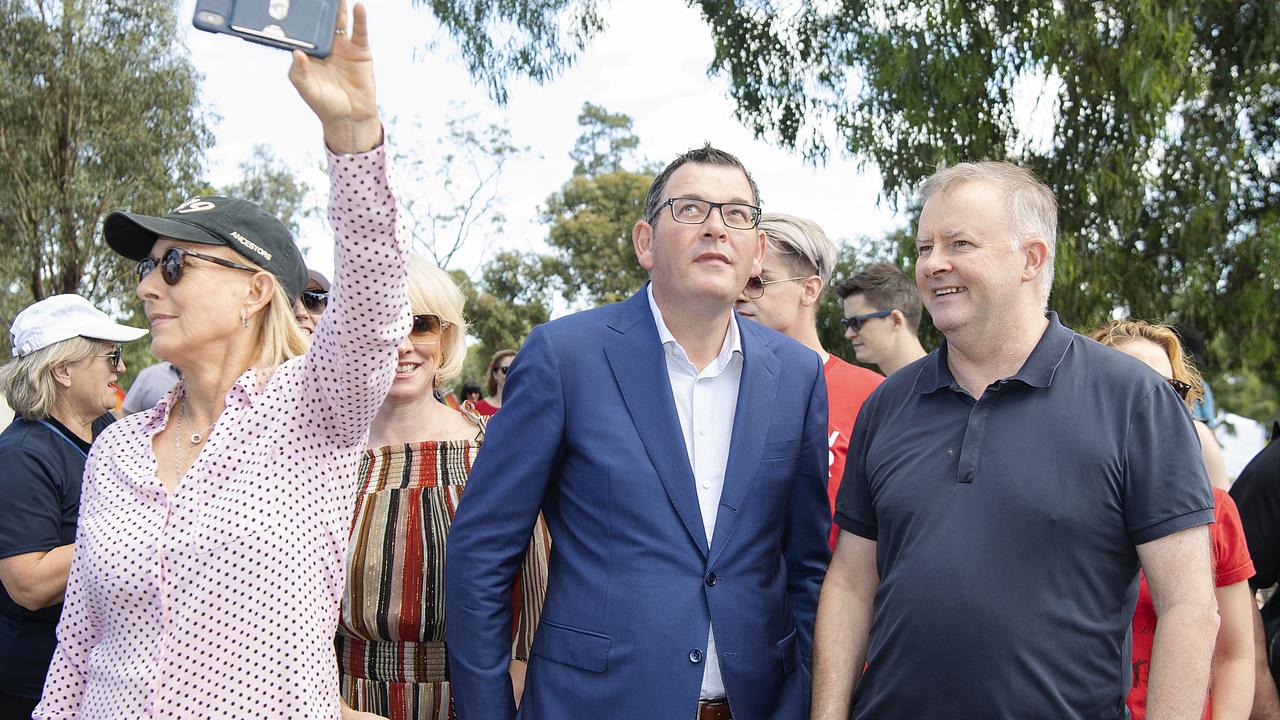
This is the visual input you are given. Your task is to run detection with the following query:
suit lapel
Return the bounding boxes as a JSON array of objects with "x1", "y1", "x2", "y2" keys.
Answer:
[
  {"x1": 604, "y1": 289, "x2": 709, "y2": 556},
  {"x1": 708, "y1": 316, "x2": 780, "y2": 567}
]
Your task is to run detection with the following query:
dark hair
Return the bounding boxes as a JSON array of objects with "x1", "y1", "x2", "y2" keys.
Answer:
[
  {"x1": 461, "y1": 384, "x2": 482, "y2": 400},
  {"x1": 834, "y1": 262, "x2": 923, "y2": 332},
  {"x1": 644, "y1": 143, "x2": 761, "y2": 222}
]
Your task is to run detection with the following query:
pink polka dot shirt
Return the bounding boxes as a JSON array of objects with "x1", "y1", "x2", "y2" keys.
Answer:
[{"x1": 35, "y1": 146, "x2": 410, "y2": 719}]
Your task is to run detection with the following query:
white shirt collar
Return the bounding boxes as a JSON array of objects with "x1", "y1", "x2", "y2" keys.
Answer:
[{"x1": 647, "y1": 284, "x2": 742, "y2": 373}]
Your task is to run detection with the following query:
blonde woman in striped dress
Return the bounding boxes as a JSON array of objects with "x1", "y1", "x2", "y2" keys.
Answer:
[{"x1": 338, "y1": 255, "x2": 550, "y2": 720}]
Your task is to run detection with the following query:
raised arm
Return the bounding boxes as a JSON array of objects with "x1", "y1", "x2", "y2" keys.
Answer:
[{"x1": 288, "y1": 1, "x2": 409, "y2": 443}]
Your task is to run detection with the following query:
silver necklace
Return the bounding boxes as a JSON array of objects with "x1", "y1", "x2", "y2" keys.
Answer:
[{"x1": 178, "y1": 394, "x2": 218, "y2": 444}]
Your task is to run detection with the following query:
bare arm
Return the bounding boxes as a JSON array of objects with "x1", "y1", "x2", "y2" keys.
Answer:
[
  {"x1": 811, "y1": 530, "x2": 878, "y2": 720},
  {"x1": 1141, "y1": 524, "x2": 1219, "y2": 720},
  {"x1": 1212, "y1": 581, "x2": 1256, "y2": 719},
  {"x1": 1249, "y1": 602, "x2": 1280, "y2": 720},
  {"x1": 1196, "y1": 422, "x2": 1230, "y2": 491},
  {"x1": 0, "y1": 545, "x2": 74, "y2": 611}
]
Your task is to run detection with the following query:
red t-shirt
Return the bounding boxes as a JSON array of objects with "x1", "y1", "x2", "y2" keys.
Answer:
[
  {"x1": 473, "y1": 398, "x2": 499, "y2": 417},
  {"x1": 823, "y1": 355, "x2": 883, "y2": 548},
  {"x1": 1127, "y1": 487, "x2": 1255, "y2": 720}
]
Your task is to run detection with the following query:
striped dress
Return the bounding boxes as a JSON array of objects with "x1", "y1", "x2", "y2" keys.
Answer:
[{"x1": 338, "y1": 436, "x2": 550, "y2": 719}]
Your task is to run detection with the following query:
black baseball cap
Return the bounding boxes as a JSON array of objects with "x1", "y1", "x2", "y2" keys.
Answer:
[{"x1": 104, "y1": 196, "x2": 309, "y2": 300}]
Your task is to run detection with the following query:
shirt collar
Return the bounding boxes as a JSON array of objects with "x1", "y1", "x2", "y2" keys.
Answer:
[
  {"x1": 913, "y1": 310, "x2": 1074, "y2": 394},
  {"x1": 647, "y1": 284, "x2": 742, "y2": 371},
  {"x1": 145, "y1": 368, "x2": 262, "y2": 433}
]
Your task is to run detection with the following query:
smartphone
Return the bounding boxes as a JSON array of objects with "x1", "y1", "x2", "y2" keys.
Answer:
[{"x1": 193, "y1": 0, "x2": 339, "y2": 58}]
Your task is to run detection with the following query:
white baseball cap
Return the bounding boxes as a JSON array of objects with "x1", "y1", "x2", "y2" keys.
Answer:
[{"x1": 10, "y1": 294, "x2": 148, "y2": 358}]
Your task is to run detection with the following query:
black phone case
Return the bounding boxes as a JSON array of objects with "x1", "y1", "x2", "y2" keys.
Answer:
[{"x1": 193, "y1": 0, "x2": 338, "y2": 58}]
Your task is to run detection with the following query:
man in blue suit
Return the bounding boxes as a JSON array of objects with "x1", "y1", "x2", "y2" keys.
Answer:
[{"x1": 444, "y1": 145, "x2": 831, "y2": 720}]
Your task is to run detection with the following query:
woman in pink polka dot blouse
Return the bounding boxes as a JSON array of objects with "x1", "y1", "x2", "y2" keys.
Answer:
[{"x1": 34, "y1": 4, "x2": 411, "y2": 719}]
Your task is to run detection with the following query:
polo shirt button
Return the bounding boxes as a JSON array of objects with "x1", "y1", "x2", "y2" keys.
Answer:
[
  {"x1": 689, "y1": 649, "x2": 704, "y2": 663},
  {"x1": 705, "y1": 572, "x2": 718, "y2": 586}
]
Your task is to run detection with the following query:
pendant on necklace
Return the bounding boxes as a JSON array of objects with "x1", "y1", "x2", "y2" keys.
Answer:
[{"x1": 190, "y1": 432, "x2": 203, "y2": 444}]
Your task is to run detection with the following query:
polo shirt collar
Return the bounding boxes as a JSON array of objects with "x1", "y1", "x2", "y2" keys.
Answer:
[{"x1": 913, "y1": 310, "x2": 1074, "y2": 394}]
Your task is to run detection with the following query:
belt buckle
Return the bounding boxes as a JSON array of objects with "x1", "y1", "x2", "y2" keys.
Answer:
[{"x1": 697, "y1": 698, "x2": 731, "y2": 720}]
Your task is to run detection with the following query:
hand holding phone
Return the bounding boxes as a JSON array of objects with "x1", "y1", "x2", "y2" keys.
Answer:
[
  {"x1": 286, "y1": 0, "x2": 382, "y2": 154},
  {"x1": 194, "y1": 0, "x2": 341, "y2": 58}
]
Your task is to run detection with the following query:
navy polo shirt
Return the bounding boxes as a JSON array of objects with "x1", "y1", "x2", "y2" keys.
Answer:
[
  {"x1": 0, "y1": 413, "x2": 113, "y2": 699},
  {"x1": 835, "y1": 312, "x2": 1213, "y2": 719}
]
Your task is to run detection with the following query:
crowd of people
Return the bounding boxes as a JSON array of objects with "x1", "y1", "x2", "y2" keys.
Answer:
[{"x1": 0, "y1": 4, "x2": 1277, "y2": 720}]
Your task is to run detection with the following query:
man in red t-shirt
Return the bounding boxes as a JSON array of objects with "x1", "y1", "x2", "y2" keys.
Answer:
[{"x1": 735, "y1": 213, "x2": 882, "y2": 548}]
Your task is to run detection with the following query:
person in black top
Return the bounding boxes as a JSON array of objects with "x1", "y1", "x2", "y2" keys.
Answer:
[
  {"x1": 1228, "y1": 421, "x2": 1280, "y2": 716},
  {"x1": 0, "y1": 294, "x2": 146, "y2": 718}
]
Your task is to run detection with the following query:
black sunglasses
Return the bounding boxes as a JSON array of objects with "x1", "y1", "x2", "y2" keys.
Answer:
[
  {"x1": 97, "y1": 346, "x2": 122, "y2": 368},
  {"x1": 136, "y1": 246, "x2": 258, "y2": 286},
  {"x1": 841, "y1": 309, "x2": 894, "y2": 332},
  {"x1": 301, "y1": 288, "x2": 328, "y2": 313},
  {"x1": 497, "y1": 365, "x2": 510, "y2": 376},
  {"x1": 1166, "y1": 377, "x2": 1193, "y2": 400}
]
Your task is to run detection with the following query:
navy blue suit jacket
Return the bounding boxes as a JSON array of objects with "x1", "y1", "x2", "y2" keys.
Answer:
[{"x1": 444, "y1": 287, "x2": 831, "y2": 720}]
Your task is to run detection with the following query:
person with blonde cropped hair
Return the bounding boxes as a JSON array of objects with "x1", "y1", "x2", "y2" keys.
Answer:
[
  {"x1": 0, "y1": 295, "x2": 146, "y2": 718},
  {"x1": 736, "y1": 212, "x2": 882, "y2": 548},
  {"x1": 337, "y1": 255, "x2": 548, "y2": 718},
  {"x1": 36, "y1": 5, "x2": 413, "y2": 718},
  {"x1": 1092, "y1": 319, "x2": 1254, "y2": 720}
]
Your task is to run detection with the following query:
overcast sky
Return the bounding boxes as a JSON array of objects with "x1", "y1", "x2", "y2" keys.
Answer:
[{"x1": 180, "y1": 0, "x2": 905, "y2": 279}]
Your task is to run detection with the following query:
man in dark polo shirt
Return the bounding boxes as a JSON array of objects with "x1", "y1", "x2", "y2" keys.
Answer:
[{"x1": 811, "y1": 162, "x2": 1218, "y2": 719}]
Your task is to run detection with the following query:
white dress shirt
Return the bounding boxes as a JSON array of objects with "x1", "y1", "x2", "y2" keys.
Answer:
[{"x1": 647, "y1": 285, "x2": 742, "y2": 700}]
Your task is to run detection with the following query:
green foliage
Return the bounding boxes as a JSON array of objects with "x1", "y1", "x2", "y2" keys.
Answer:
[
  {"x1": 0, "y1": 0, "x2": 212, "y2": 363},
  {"x1": 218, "y1": 145, "x2": 317, "y2": 241},
  {"x1": 454, "y1": 253, "x2": 554, "y2": 386},
  {"x1": 418, "y1": 0, "x2": 607, "y2": 104},
  {"x1": 541, "y1": 102, "x2": 655, "y2": 307},
  {"x1": 693, "y1": 0, "x2": 1280, "y2": 419},
  {"x1": 570, "y1": 102, "x2": 642, "y2": 176}
]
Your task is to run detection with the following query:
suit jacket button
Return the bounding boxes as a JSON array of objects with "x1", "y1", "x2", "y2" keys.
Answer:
[
  {"x1": 689, "y1": 649, "x2": 704, "y2": 663},
  {"x1": 705, "y1": 572, "x2": 718, "y2": 586}
]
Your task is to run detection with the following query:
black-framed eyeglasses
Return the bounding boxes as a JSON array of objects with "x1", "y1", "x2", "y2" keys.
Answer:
[
  {"x1": 301, "y1": 289, "x2": 328, "y2": 313},
  {"x1": 409, "y1": 314, "x2": 451, "y2": 345},
  {"x1": 97, "y1": 346, "x2": 123, "y2": 369},
  {"x1": 743, "y1": 275, "x2": 810, "y2": 300},
  {"x1": 1166, "y1": 377, "x2": 1193, "y2": 400},
  {"x1": 136, "y1": 246, "x2": 258, "y2": 286},
  {"x1": 841, "y1": 309, "x2": 894, "y2": 332},
  {"x1": 652, "y1": 197, "x2": 762, "y2": 230}
]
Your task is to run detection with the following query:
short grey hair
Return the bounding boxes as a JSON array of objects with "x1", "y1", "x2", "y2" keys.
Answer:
[
  {"x1": 919, "y1": 161, "x2": 1058, "y2": 305},
  {"x1": 0, "y1": 335, "x2": 98, "y2": 419},
  {"x1": 759, "y1": 213, "x2": 837, "y2": 287}
]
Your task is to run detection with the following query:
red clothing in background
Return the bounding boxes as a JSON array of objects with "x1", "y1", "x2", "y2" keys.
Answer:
[
  {"x1": 1127, "y1": 487, "x2": 1255, "y2": 720},
  {"x1": 473, "y1": 399, "x2": 499, "y2": 416},
  {"x1": 823, "y1": 355, "x2": 883, "y2": 548}
]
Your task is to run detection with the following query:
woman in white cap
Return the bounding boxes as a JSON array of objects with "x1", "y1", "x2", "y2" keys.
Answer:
[
  {"x1": 35, "y1": 3, "x2": 410, "y2": 718},
  {"x1": 0, "y1": 294, "x2": 146, "y2": 718}
]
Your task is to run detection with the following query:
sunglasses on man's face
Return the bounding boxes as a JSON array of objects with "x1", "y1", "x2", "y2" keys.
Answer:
[
  {"x1": 136, "y1": 246, "x2": 258, "y2": 286},
  {"x1": 1166, "y1": 377, "x2": 1193, "y2": 400},
  {"x1": 301, "y1": 289, "x2": 328, "y2": 314},
  {"x1": 840, "y1": 309, "x2": 894, "y2": 332},
  {"x1": 409, "y1": 314, "x2": 451, "y2": 345}
]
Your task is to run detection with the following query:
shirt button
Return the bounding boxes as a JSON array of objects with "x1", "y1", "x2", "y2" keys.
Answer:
[
  {"x1": 697, "y1": 429, "x2": 706, "y2": 437},
  {"x1": 689, "y1": 649, "x2": 704, "y2": 663},
  {"x1": 705, "y1": 572, "x2": 719, "y2": 586}
]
